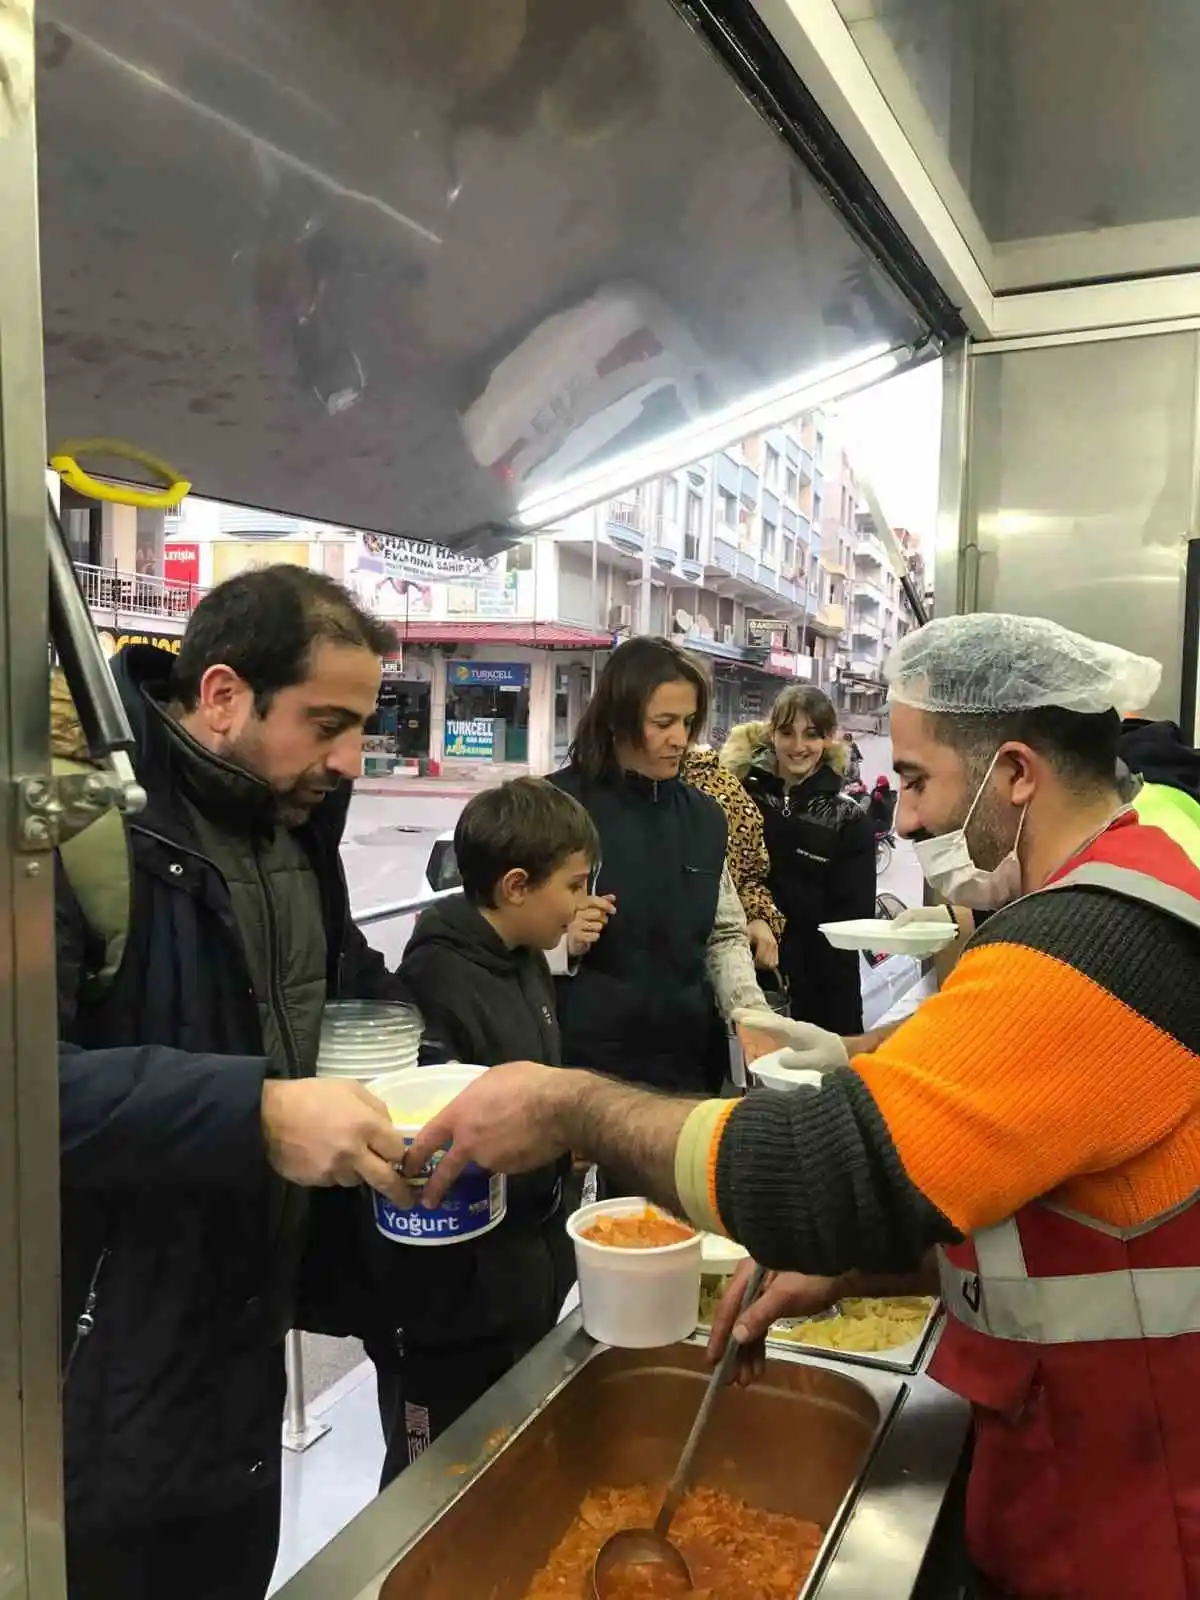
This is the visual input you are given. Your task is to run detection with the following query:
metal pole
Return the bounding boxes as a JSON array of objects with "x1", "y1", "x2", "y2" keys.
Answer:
[
  {"x1": 591, "y1": 506, "x2": 600, "y2": 686},
  {"x1": 0, "y1": 29, "x2": 70, "y2": 1594},
  {"x1": 282, "y1": 1330, "x2": 331, "y2": 1453}
]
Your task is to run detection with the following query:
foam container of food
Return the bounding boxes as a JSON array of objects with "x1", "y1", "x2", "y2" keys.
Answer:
[
  {"x1": 316, "y1": 999, "x2": 423, "y2": 1080},
  {"x1": 748, "y1": 1050, "x2": 826, "y2": 1092},
  {"x1": 364, "y1": 1065, "x2": 506, "y2": 1246},
  {"x1": 566, "y1": 1197, "x2": 702, "y2": 1348},
  {"x1": 818, "y1": 916, "x2": 958, "y2": 957}
]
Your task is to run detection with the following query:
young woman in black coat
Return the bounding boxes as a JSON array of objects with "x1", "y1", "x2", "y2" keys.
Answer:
[{"x1": 720, "y1": 686, "x2": 877, "y2": 1034}]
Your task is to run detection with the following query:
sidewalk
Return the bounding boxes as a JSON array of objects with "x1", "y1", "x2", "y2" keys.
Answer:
[{"x1": 356, "y1": 761, "x2": 530, "y2": 800}]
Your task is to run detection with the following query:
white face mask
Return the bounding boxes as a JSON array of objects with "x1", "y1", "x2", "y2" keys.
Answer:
[{"x1": 912, "y1": 750, "x2": 1029, "y2": 911}]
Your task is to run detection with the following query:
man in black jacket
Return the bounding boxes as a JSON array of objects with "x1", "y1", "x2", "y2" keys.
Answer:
[
  {"x1": 1118, "y1": 713, "x2": 1200, "y2": 802},
  {"x1": 57, "y1": 566, "x2": 412, "y2": 1600},
  {"x1": 368, "y1": 778, "x2": 596, "y2": 1483}
]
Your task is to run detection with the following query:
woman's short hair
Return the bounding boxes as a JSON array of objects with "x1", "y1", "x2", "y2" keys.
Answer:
[
  {"x1": 569, "y1": 636, "x2": 710, "y2": 781},
  {"x1": 768, "y1": 684, "x2": 838, "y2": 740}
]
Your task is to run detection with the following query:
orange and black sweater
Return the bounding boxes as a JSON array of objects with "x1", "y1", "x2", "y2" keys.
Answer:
[{"x1": 678, "y1": 882, "x2": 1200, "y2": 1269}]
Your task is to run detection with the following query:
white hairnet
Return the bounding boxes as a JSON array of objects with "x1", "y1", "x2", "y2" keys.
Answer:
[{"x1": 885, "y1": 614, "x2": 1162, "y2": 716}]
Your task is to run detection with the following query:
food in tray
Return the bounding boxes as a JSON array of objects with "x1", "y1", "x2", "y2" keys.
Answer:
[
  {"x1": 771, "y1": 1296, "x2": 935, "y2": 1352},
  {"x1": 522, "y1": 1484, "x2": 823, "y2": 1599},
  {"x1": 580, "y1": 1206, "x2": 697, "y2": 1250},
  {"x1": 698, "y1": 1276, "x2": 934, "y2": 1352}
]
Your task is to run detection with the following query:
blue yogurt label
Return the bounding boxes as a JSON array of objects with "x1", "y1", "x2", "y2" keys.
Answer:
[{"x1": 372, "y1": 1149, "x2": 506, "y2": 1246}]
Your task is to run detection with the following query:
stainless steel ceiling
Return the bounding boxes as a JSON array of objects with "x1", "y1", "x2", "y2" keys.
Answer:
[
  {"x1": 36, "y1": 0, "x2": 926, "y2": 544},
  {"x1": 836, "y1": 0, "x2": 1200, "y2": 289}
]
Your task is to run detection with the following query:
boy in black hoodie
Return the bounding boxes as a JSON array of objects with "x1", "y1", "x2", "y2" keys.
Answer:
[{"x1": 370, "y1": 777, "x2": 598, "y2": 1486}]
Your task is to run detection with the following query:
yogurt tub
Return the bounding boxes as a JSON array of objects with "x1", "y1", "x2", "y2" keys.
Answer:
[
  {"x1": 566, "y1": 1197, "x2": 702, "y2": 1348},
  {"x1": 364, "y1": 1065, "x2": 506, "y2": 1246}
]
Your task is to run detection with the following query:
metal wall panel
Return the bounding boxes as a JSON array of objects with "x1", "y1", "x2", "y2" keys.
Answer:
[
  {"x1": 964, "y1": 332, "x2": 1198, "y2": 722},
  {"x1": 0, "y1": 22, "x2": 68, "y2": 1599}
]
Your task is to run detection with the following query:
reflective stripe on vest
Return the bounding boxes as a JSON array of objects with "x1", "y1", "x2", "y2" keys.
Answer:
[
  {"x1": 938, "y1": 1215, "x2": 1200, "y2": 1344},
  {"x1": 1045, "y1": 859, "x2": 1200, "y2": 931},
  {"x1": 941, "y1": 850, "x2": 1200, "y2": 1346}
]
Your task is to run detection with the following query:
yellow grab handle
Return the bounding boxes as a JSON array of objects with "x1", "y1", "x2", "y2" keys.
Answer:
[{"x1": 50, "y1": 438, "x2": 192, "y2": 511}]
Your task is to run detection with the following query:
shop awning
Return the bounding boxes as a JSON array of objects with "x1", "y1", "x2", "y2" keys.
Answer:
[{"x1": 387, "y1": 621, "x2": 612, "y2": 649}]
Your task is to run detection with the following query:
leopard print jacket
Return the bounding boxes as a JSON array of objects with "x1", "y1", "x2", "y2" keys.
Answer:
[{"x1": 681, "y1": 746, "x2": 785, "y2": 940}]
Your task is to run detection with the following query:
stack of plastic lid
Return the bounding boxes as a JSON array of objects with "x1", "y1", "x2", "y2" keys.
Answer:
[{"x1": 316, "y1": 1000, "x2": 423, "y2": 1081}]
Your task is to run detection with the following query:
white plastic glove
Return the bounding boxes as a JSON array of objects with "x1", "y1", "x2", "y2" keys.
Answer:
[
  {"x1": 731, "y1": 1008, "x2": 850, "y2": 1073},
  {"x1": 889, "y1": 905, "x2": 954, "y2": 930}
]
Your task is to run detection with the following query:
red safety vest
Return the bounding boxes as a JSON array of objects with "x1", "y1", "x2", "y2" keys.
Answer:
[{"x1": 929, "y1": 816, "x2": 1200, "y2": 1599}]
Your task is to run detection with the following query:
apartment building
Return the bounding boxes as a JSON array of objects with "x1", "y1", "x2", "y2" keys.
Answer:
[
  {"x1": 846, "y1": 510, "x2": 922, "y2": 716},
  {"x1": 68, "y1": 410, "x2": 927, "y2": 768},
  {"x1": 555, "y1": 413, "x2": 841, "y2": 743}
]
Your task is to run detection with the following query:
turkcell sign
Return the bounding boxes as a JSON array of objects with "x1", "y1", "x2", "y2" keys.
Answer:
[{"x1": 447, "y1": 660, "x2": 529, "y2": 690}]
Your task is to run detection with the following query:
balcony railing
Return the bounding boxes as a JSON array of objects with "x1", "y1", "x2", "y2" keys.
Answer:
[{"x1": 76, "y1": 562, "x2": 203, "y2": 621}]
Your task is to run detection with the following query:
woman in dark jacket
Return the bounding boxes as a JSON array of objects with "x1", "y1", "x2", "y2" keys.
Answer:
[
  {"x1": 721, "y1": 686, "x2": 876, "y2": 1034},
  {"x1": 549, "y1": 637, "x2": 767, "y2": 1096}
]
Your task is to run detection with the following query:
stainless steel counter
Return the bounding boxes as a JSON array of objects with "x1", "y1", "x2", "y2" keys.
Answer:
[{"x1": 274, "y1": 1313, "x2": 968, "y2": 1600}]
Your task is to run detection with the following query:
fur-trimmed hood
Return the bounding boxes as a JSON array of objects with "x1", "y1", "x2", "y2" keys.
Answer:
[{"x1": 718, "y1": 719, "x2": 847, "y2": 781}]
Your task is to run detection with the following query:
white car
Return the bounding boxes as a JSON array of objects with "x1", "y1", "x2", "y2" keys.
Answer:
[{"x1": 422, "y1": 836, "x2": 923, "y2": 1032}]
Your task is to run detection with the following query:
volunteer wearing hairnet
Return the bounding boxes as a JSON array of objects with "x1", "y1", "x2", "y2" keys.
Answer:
[{"x1": 407, "y1": 614, "x2": 1200, "y2": 1600}]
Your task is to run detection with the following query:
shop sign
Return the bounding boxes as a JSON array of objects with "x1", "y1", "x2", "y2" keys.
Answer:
[
  {"x1": 768, "y1": 648, "x2": 798, "y2": 675},
  {"x1": 445, "y1": 717, "x2": 495, "y2": 758},
  {"x1": 747, "y1": 618, "x2": 786, "y2": 646},
  {"x1": 356, "y1": 531, "x2": 498, "y2": 583},
  {"x1": 96, "y1": 627, "x2": 182, "y2": 658},
  {"x1": 380, "y1": 654, "x2": 405, "y2": 677},
  {"x1": 164, "y1": 541, "x2": 200, "y2": 589},
  {"x1": 447, "y1": 661, "x2": 529, "y2": 690},
  {"x1": 476, "y1": 571, "x2": 519, "y2": 618}
]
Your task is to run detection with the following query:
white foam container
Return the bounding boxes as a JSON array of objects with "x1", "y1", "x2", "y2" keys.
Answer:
[
  {"x1": 819, "y1": 916, "x2": 958, "y2": 956},
  {"x1": 566, "y1": 1197, "x2": 702, "y2": 1348},
  {"x1": 748, "y1": 1050, "x2": 827, "y2": 1093},
  {"x1": 364, "y1": 1065, "x2": 507, "y2": 1246},
  {"x1": 700, "y1": 1232, "x2": 750, "y2": 1275}
]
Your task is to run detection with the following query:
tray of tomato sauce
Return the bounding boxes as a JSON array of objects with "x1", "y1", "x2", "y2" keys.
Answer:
[{"x1": 521, "y1": 1483, "x2": 823, "y2": 1599}]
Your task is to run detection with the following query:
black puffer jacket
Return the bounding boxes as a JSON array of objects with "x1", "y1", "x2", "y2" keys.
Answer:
[
  {"x1": 352, "y1": 896, "x2": 573, "y2": 1354},
  {"x1": 548, "y1": 766, "x2": 728, "y2": 1093},
  {"x1": 1119, "y1": 718, "x2": 1200, "y2": 802},
  {"x1": 721, "y1": 724, "x2": 875, "y2": 1034},
  {"x1": 57, "y1": 645, "x2": 405, "y2": 1534}
]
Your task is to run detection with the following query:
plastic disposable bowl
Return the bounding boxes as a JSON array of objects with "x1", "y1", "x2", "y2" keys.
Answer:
[
  {"x1": 700, "y1": 1231, "x2": 750, "y2": 1275},
  {"x1": 566, "y1": 1197, "x2": 702, "y2": 1348},
  {"x1": 317, "y1": 999, "x2": 423, "y2": 1081},
  {"x1": 748, "y1": 1050, "x2": 827, "y2": 1093},
  {"x1": 363, "y1": 1065, "x2": 506, "y2": 1246}
]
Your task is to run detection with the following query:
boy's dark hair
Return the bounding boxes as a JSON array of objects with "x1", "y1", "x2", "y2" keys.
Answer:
[
  {"x1": 568, "y1": 636, "x2": 710, "y2": 781},
  {"x1": 172, "y1": 565, "x2": 396, "y2": 715},
  {"x1": 455, "y1": 776, "x2": 600, "y2": 907},
  {"x1": 933, "y1": 706, "x2": 1123, "y2": 794}
]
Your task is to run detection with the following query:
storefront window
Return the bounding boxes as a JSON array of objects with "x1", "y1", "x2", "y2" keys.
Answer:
[{"x1": 445, "y1": 660, "x2": 531, "y2": 761}]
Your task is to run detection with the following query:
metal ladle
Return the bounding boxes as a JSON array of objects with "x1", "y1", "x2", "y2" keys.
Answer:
[{"x1": 590, "y1": 1264, "x2": 769, "y2": 1599}]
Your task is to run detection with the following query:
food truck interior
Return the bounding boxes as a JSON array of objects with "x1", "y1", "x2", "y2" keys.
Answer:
[{"x1": 3, "y1": 1, "x2": 1200, "y2": 1596}]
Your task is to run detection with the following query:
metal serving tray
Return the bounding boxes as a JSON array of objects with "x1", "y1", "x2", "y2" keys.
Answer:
[
  {"x1": 698, "y1": 1280, "x2": 943, "y2": 1375},
  {"x1": 762, "y1": 1300, "x2": 944, "y2": 1376},
  {"x1": 273, "y1": 1314, "x2": 968, "y2": 1600}
]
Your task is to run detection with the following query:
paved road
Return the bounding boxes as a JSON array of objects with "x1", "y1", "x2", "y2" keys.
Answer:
[{"x1": 341, "y1": 727, "x2": 921, "y2": 970}]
